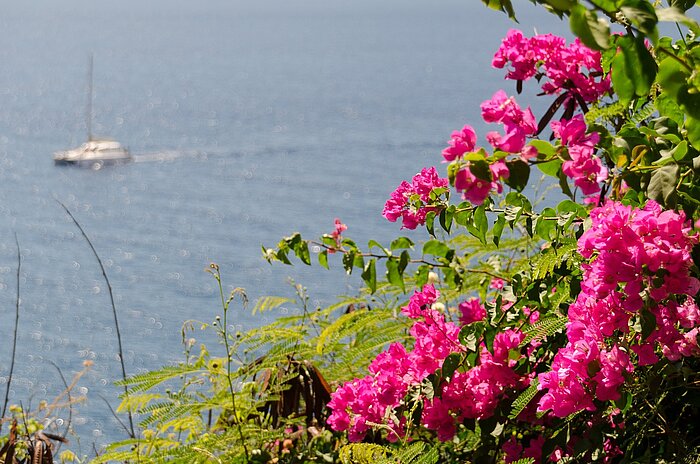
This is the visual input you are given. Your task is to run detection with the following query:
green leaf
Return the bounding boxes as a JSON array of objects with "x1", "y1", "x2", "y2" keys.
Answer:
[
  {"x1": 640, "y1": 307, "x2": 657, "y2": 339},
  {"x1": 439, "y1": 206, "x2": 454, "y2": 233},
  {"x1": 399, "y1": 250, "x2": 410, "y2": 274},
  {"x1": 386, "y1": 259, "x2": 405, "y2": 292},
  {"x1": 469, "y1": 205, "x2": 489, "y2": 246},
  {"x1": 361, "y1": 259, "x2": 377, "y2": 293},
  {"x1": 252, "y1": 296, "x2": 295, "y2": 314},
  {"x1": 530, "y1": 140, "x2": 556, "y2": 158},
  {"x1": 390, "y1": 237, "x2": 414, "y2": 250},
  {"x1": 294, "y1": 241, "x2": 311, "y2": 265},
  {"x1": 318, "y1": 250, "x2": 329, "y2": 269},
  {"x1": 612, "y1": 35, "x2": 657, "y2": 104},
  {"x1": 492, "y1": 214, "x2": 506, "y2": 247},
  {"x1": 619, "y1": 0, "x2": 658, "y2": 38},
  {"x1": 536, "y1": 158, "x2": 563, "y2": 177},
  {"x1": 423, "y1": 240, "x2": 450, "y2": 257},
  {"x1": 657, "y1": 55, "x2": 688, "y2": 101},
  {"x1": 569, "y1": 4, "x2": 611, "y2": 50},
  {"x1": 686, "y1": 115, "x2": 700, "y2": 150},
  {"x1": 655, "y1": 140, "x2": 689, "y2": 165},
  {"x1": 342, "y1": 251, "x2": 355, "y2": 275},
  {"x1": 647, "y1": 164, "x2": 679, "y2": 204},
  {"x1": 469, "y1": 159, "x2": 492, "y2": 181},
  {"x1": 558, "y1": 169, "x2": 574, "y2": 199},
  {"x1": 426, "y1": 210, "x2": 436, "y2": 237},
  {"x1": 535, "y1": 208, "x2": 557, "y2": 241},
  {"x1": 441, "y1": 353, "x2": 462, "y2": 379},
  {"x1": 459, "y1": 322, "x2": 485, "y2": 352},
  {"x1": 504, "y1": 159, "x2": 530, "y2": 192}
]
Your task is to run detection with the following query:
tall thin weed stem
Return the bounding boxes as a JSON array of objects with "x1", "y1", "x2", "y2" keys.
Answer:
[
  {"x1": 57, "y1": 200, "x2": 135, "y2": 439},
  {"x1": 208, "y1": 264, "x2": 249, "y2": 462},
  {"x1": 1, "y1": 234, "x2": 21, "y2": 435}
]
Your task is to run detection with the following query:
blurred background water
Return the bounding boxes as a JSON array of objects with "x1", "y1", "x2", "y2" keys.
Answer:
[{"x1": 0, "y1": 0, "x2": 571, "y2": 452}]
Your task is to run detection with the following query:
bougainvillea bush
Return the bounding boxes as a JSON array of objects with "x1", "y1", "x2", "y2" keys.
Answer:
[
  {"x1": 264, "y1": 1, "x2": 700, "y2": 462},
  {"x1": 89, "y1": 1, "x2": 700, "y2": 463}
]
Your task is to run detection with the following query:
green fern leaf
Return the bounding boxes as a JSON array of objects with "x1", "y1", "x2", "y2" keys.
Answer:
[
  {"x1": 508, "y1": 378, "x2": 540, "y2": 420},
  {"x1": 522, "y1": 314, "x2": 568, "y2": 344},
  {"x1": 252, "y1": 296, "x2": 295, "y2": 314}
]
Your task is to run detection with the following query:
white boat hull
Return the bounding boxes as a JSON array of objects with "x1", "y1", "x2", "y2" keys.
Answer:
[{"x1": 53, "y1": 139, "x2": 131, "y2": 169}]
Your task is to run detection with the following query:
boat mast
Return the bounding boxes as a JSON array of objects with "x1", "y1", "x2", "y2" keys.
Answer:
[{"x1": 87, "y1": 54, "x2": 93, "y2": 141}]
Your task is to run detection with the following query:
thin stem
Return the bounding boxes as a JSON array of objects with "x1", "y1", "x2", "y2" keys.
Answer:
[
  {"x1": 212, "y1": 265, "x2": 249, "y2": 462},
  {"x1": 56, "y1": 200, "x2": 135, "y2": 439},
  {"x1": 1, "y1": 234, "x2": 21, "y2": 435}
]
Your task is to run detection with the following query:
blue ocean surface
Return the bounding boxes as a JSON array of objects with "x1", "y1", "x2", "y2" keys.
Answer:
[{"x1": 0, "y1": 0, "x2": 571, "y2": 451}]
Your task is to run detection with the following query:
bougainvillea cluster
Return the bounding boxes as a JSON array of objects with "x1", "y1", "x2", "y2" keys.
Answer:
[
  {"x1": 326, "y1": 285, "x2": 462, "y2": 441},
  {"x1": 327, "y1": 284, "x2": 530, "y2": 443},
  {"x1": 538, "y1": 200, "x2": 700, "y2": 417},
  {"x1": 348, "y1": 26, "x2": 700, "y2": 463},
  {"x1": 552, "y1": 115, "x2": 607, "y2": 200},
  {"x1": 382, "y1": 167, "x2": 449, "y2": 229},
  {"x1": 492, "y1": 29, "x2": 610, "y2": 104}
]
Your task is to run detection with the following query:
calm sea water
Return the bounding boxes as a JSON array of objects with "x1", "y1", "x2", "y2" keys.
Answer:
[{"x1": 0, "y1": 0, "x2": 570, "y2": 451}]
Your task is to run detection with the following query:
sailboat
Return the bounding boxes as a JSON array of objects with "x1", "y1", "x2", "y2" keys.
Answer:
[{"x1": 54, "y1": 55, "x2": 131, "y2": 169}]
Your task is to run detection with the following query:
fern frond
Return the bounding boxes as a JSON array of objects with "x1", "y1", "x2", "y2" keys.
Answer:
[
  {"x1": 116, "y1": 365, "x2": 205, "y2": 393},
  {"x1": 339, "y1": 443, "x2": 388, "y2": 464},
  {"x1": 522, "y1": 314, "x2": 568, "y2": 344},
  {"x1": 508, "y1": 379, "x2": 540, "y2": 420},
  {"x1": 529, "y1": 241, "x2": 579, "y2": 280},
  {"x1": 584, "y1": 100, "x2": 627, "y2": 125},
  {"x1": 252, "y1": 296, "x2": 295, "y2": 314},
  {"x1": 630, "y1": 100, "x2": 656, "y2": 126}
]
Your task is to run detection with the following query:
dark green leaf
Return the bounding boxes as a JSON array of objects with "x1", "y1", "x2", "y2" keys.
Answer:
[
  {"x1": 504, "y1": 159, "x2": 530, "y2": 192},
  {"x1": 640, "y1": 307, "x2": 657, "y2": 339},
  {"x1": 619, "y1": 0, "x2": 658, "y2": 38},
  {"x1": 492, "y1": 214, "x2": 506, "y2": 247},
  {"x1": 612, "y1": 35, "x2": 657, "y2": 104},
  {"x1": 439, "y1": 206, "x2": 454, "y2": 233},
  {"x1": 441, "y1": 353, "x2": 462, "y2": 379},
  {"x1": 399, "y1": 250, "x2": 410, "y2": 274},
  {"x1": 294, "y1": 241, "x2": 311, "y2": 265},
  {"x1": 469, "y1": 159, "x2": 492, "y2": 181},
  {"x1": 459, "y1": 322, "x2": 485, "y2": 352},
  {"x1": 361, "y1": 259, "x2": 377, "y2": 293},
  {"x1": 426, "y1": 210, "x2": 436, "y2": 237},
  {"x1": 647, "y1": 164, "x2": 679, "y2": 204},
  {"x1": 386, "y1": 258, "x2": 405, "y2": 292},
  {"x1": 470, "y1": 205, "x2": 489, "y2": 246},
  {"x1": 569, "y1": 4, "x2": 611, "y2": 50},
  {"x1": 342, "y1": 251, "x2": 355, "y2": 275}
]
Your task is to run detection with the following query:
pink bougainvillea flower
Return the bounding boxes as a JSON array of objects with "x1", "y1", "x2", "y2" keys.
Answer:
[
  {"x1": 454, "y1": 160, "x2": 509, "y2": 205},
  {"x1": 329, "y1": 218, "x2": 347, "y2": 251},
  {"x1": 493, "y1": 29, "x2": 610, "y2": 105},
  {"x1": 538, "y1": 200, "x2": 699, "y2": 417},
  {"x1": 459, "y1": 297, "x2": 487, "y2": 325},
  {"x1": 442, "y1": 125, "x2": 477, "y2": 162},
  {"x1": 551, "y1": 115, "x2": 606, "y2": 198},
  {"x1": 382, "y1": 167, "x2": 448, "y2": 229}
]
